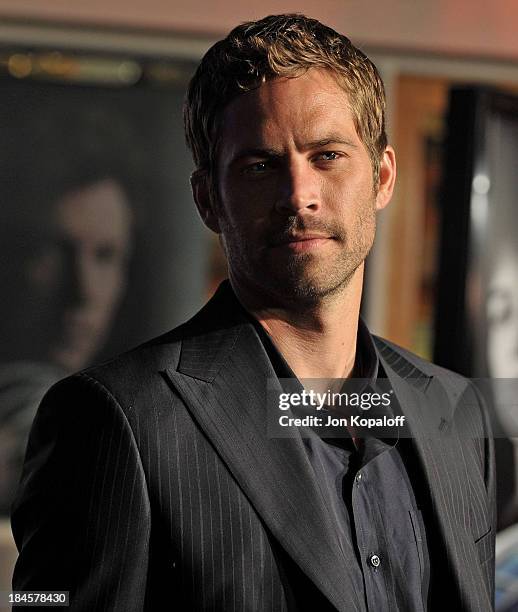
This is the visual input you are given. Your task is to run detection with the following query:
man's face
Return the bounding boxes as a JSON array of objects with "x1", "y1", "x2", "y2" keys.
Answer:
[
  {"x1": 24, "y1": 178, "x2": 132, "y2": 371},
  {"x1": 208, "y1": 68, "x2": 394, "y2": 305},
  {"x1": 487, "y1": 250, "x2": 518, "y2": 378}
]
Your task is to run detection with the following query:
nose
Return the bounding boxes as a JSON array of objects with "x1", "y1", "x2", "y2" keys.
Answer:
[
  {"x1": 275, "y1": 158, "x2": 321, "y2": 216},
  {"x1": 63, "y1": 246, "x2": 98, "y2": 307}
]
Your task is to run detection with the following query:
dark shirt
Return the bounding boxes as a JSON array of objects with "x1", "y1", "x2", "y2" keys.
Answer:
[{"x1": 253, "y1": 317, "x2": 431, "y2": 612}]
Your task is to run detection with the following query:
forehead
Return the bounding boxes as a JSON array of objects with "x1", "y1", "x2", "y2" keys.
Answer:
[
  {"x1": 218, "y1": 68, "x2": 359, "y2": 154},
  {"x1": 54, "y1": 178, "x2": 132, "y2": 244}
]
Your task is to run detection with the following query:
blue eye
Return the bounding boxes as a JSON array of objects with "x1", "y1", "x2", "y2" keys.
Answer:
[
  {"x1": 318, "y1": 151, "x2": 340, "y2": 161},
  {"x1": 245, "y1": 162, "x2": 268, "y2": 174},
  {"x1": 242, "y1": 160, "x2": 272, "y2": 175}
]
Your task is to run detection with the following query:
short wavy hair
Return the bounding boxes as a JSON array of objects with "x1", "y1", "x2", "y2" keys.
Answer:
[{"x1": 184, "y1": 13, "x2": 387, "y2": 185}]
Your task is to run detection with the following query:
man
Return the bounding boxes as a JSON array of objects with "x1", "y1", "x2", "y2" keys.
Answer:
[{"x1": 12, "y1": 14, "x2": 495, "y2": 612}]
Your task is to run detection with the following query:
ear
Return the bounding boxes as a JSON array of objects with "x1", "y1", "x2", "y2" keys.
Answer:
[
  {"x1": 375, "y1": 145, "x2": 397, "y2": 211},
  {"x1": 190, "y1": 170, "x2": 221, "y2": 233}
]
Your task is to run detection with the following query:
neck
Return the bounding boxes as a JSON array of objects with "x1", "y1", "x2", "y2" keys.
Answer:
[{"x1": 230, "y1": 266, "x2": 364, "y2": 380}]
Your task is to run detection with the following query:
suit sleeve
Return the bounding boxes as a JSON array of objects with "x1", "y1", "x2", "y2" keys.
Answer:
[
  {"x1": 11, "y1": 373, "x2": 151, "y2": 611},
  {"x1": 472, "y1": 380, "x2": 497, "y2": 603}
]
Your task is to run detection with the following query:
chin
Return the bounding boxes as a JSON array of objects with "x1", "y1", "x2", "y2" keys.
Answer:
[
  {"x1": 262, "y1": 271, "x2": 355, "y2": 305},
  {"x1": 50, "y1": 345, "x2": 97, "y2": 373}
]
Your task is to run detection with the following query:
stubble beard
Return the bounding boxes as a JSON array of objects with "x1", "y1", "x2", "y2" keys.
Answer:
[
  {"x1": 222, "y1": 205, "x2": 377, "y2": 307},
  {"x1": 278, "y1": 216, "x2": 375, "y2": 304}
]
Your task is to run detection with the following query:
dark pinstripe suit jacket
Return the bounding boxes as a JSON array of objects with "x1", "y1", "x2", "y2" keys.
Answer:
[{"x1": 12, "y1": 282, "x2": 495, "y2": 611}]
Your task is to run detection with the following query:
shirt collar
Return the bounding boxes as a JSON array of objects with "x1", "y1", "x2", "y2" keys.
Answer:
[{"x1": 250, "y1": 313, "x2": 380, "y2": 385}]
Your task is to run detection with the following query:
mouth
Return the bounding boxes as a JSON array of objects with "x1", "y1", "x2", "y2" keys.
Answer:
[
  {"x1": 271, "y1": 234, "x2": 333, "y2": 252},
  {"x1": 60, "y1": 313, "x2": 98, "y2": 344}
]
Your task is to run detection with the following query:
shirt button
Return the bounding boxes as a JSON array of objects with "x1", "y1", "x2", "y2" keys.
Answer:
[{"x1": 369, "y1": 554, "x2": 381, "y2": 568}]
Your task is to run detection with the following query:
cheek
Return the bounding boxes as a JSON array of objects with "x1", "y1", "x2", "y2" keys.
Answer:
[
  {"x1": 322, "y1": 179, "x2": 376, "y2": 234},
  {"x1": 25, "y1": 251, "x2": 61, "y2": 293},
  {"x1": 219, "y1": 194, "x2": 271, "y2": 237},
  {"x1": 322, "y1": 171, "x2": 374, "y2": 205},
  {"x1": 219, "y1": 170, "x2": 279, "y2": 221},
  {"x1": 488, "y1": 329, "x2": 506, "y2": 353},
  {"x1": 93, "y1": 262, "x2": 127, "y2": 303},
  {"x1": 488, "y1": 323, "x2": 517, "y2": 359}
]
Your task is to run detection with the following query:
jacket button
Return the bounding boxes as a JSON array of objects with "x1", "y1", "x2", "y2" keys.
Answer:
[{"x1": 369, "y1": 554, "x2": 381, "y2": 568}]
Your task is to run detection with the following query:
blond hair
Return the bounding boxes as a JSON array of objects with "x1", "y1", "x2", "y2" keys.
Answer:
[{"x1": 184, "y1": 14, "x2": 387, "y2": 184}]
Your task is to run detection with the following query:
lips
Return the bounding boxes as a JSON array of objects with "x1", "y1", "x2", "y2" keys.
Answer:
[
  {"x1": 271, "y1": 234, "x2": 333, "y2": 253},
  {"x1": 60, "y1": 311, "x2": 98, "y2": 344},
  {"x1": 271, "y1": 233, "x2": 331, "y2": 246}
]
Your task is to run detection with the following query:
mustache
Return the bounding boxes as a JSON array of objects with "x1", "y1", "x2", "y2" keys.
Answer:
[{"x1": 267, "y1": 217, "x2": 346, "y2": 247}]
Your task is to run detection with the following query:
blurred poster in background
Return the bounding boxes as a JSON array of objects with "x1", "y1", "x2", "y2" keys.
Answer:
[
  {"x1": 435, "y1": 87, "x2": 518, "y2": 519},
  {"x1": 0, "y1": 52, "x2": 209, "y2": 516},
  {"x1": 434, "y1": 86, "x2": 518, "y2": 611}
]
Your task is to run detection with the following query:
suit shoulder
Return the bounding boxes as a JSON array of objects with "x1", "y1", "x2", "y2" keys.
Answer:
[
  {"x1": 83, "y1": 291, "x2": 221, "y2": 382},
  {"x1": 78, "y1": 286, "x2": 238, "y2": 403},
  {"x1": 374, "y1": 336, "x2": 493, "y2": 443},
  {"x1": 77, "y1": 311, "x2": 206, "y2": 395},
  {"x1": 39, "y1": 325, "x2": 187, "y2": 425},
  {"x1": 373, "y1": 334, "x2": 469, "y2": 390},
  {"x1": 37, "y1": 292, "x2": 228, "y2": 432}
]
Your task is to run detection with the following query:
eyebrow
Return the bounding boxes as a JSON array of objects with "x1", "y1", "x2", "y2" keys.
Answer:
[
  {"x1": 229, "y1": 134, "x2": 358, "y2": 165},
  {"x1": 231, "y1": 147, "x2": 283, "y2": 164},
  {"x1": 303, "y1": 135, "x2": 358, "y2": 150}
]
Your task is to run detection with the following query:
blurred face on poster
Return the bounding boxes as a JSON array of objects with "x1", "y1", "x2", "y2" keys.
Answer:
[
  {"x1": 13, "y1": 177, "x2": 132, "y2": 372},
  {"x1": 486, "y1": 246, "x2": 518, "y2": 443},
  {"x1": 486, "y1": 247, "x2": 518, "y2": 380}
]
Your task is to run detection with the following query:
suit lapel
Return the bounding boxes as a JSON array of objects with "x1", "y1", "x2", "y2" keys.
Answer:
[
  {"x1": 165, "y1": 284, "x2": 363, "y2": 612},
  {"x1": 375, "y1": 339, "x2": 493, "y2": 610}
]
